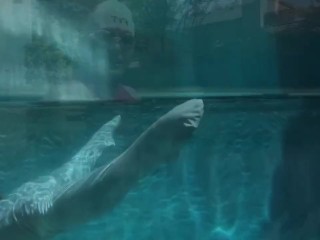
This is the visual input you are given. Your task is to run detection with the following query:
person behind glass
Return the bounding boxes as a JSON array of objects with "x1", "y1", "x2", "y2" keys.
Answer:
[{"x1": 88, "y1": 0, "x2": 139, "y2": 102}]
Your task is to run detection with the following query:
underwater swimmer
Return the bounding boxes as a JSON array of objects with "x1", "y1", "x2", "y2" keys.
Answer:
[{"x1": 0, "y1": 99, "x2": 204, "y2": 240}]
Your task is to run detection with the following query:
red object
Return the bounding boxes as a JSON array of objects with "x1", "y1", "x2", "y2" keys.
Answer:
[{"x1": 114, "y1": 84, "x2": 140, "y2": 103}]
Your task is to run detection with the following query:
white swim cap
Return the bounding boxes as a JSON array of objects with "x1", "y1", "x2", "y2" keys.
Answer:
[{"x1": 91, "y1": 0, "x2": 135, "y2": 35}]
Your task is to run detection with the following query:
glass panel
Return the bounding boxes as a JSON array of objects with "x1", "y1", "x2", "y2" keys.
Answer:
[{"x1": 1, "y1": 1, "x2": 320, "y2": 240}]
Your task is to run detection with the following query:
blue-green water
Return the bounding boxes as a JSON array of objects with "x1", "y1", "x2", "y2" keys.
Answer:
[{"x1": 1, "y1": 98, "x2": 320, "y2": 240}]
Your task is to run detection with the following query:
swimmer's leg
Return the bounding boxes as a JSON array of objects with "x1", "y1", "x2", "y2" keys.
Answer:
[
  {"x1": 51, "y1": 115, "x2": 121, "y2": 184},
  {"x1": 45, "y1": 99, "x2": 204, "y2": 234},
  {"x1": 1, "y1": 99, "x2": 203, "y2": 240}
]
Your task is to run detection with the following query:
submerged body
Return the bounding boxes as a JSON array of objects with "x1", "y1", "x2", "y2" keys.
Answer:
[{"x1": 0, "y1": 99, "x2": 204, "y2": 240}]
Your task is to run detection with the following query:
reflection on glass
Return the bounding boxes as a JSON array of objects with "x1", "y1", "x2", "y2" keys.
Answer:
[{"x1": 1, "y1": 1, "x2": 320, "y2": 240}]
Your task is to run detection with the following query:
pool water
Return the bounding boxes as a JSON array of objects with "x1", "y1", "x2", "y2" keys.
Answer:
[{"x1": 1, "y1": 97, "x2": 320, "y2": 240}]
